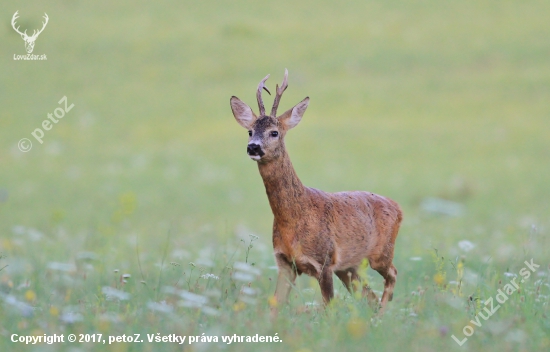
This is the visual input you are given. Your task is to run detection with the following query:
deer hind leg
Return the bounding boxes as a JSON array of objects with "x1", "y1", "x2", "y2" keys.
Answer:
[
  {"x1": 370, "y1": 214, "x2": 401, "y2": 312},
  {"x1": 369, "y1": 258, "x2": 397, "y2": 313},
  {"x1": 382, "y1": 213, "x2": 401, "y2": 305},
  {"x1": 335, "y1": 268, "x2": 378, "y2": 306}
]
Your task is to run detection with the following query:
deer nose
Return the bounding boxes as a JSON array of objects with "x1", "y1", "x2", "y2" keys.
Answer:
[{"x1": 247, "y1": 143, "x2": 264, "y2": 157}]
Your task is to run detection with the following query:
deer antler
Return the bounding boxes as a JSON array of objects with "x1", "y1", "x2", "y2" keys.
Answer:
[
  {"x1": 271, "y1": 69, "x2": 289, "y2": 117},
  {"x1": 11, "y1": 11, "x2": 27, "y2": 37},
  {"x1": 31, "y1": 13, "x2": 49, "y2": 39},
  {"x1": 257, "y1": 74, "x2": 271, "y2": 116},
  {"x1": 11, "y1": 12, "x2": 48, "y2": 39}
]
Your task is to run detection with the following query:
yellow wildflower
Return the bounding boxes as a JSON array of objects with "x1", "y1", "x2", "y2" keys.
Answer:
[
  {"x1": 347, "y1": 318, "x2": 367, "y2": 338},
  {"x1": 25, "y1": 290, "x2": 36, "y2": 302}
]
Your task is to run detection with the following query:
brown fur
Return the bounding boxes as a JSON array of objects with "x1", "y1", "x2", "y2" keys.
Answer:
[{"x1": 230, "y1": 71, "x2": 402, "y2": 312}]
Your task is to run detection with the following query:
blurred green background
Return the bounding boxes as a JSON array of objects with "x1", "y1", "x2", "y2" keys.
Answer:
[{"x1": 1, "y1": 0, "x2": 549, "y2": 351}]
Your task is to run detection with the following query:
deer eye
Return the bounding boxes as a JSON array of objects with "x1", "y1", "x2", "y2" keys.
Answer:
[
  {"x1": 270, "y1": 131, "x2": 279, "y2": 137},
  {"x1": 248, "y1": 131, "x2": 252, "y2": 137}
]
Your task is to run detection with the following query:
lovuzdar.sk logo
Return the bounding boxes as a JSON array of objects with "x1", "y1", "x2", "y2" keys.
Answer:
[{"x1": 11, "y1": 10, "x2": 48, "y2": 60}]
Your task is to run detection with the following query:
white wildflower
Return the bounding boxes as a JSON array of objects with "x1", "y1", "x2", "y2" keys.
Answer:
[
  {"x1": 196, "y1": 258, "x2": 214, "y2": 268},
  {"x1": 505, "y1": 329, "x2": 527, "y2": 343},
  {"x1": 232, "y1": 272, "x2": 254, "y2": 282},
  {"x1": 233, "y1": 262, "x2": 260, "y2": 275},
  {"x1": 241, "y1": 287, "x2": 256, "y2": 296},
  {"x1": 47, "y1": 262, "x2": 76, "y2": 273},
  {"x1": 99, "y1": 312, "x2": 121, "y2": 323},
  {"x1": 12, "y1": 226, "x2": 26, "y2": 235},
  {"x1": 201, "y1": 306, "x2": 220, "y2": 316},
  {"x1": 102, "y1": 286, "x2": 130, "y2": 301},
  {"x1": 2, "y1": 295, "x2": 33, "y2": 317},
  {"x1": 27, "y1": 228, "x2": 44, "y2": 241},
  {"x1": 179, "y1": 290, "x2": 208, "y2": 307},
  {"x1": 60, "y1": 311, "x2": 83, "y2": 324},
  {"x1": 458, "y1": 240, "x2": 475, "y2": 252},
  {"x1": 200, "y1": 273, "x2": 219, "y2": 280},
  {"x1": 147, "y1": 301, "x2": 173, "y2": 314},
  {"x1": 162, "y1": 286, "x2": 181, "y2": 295}
]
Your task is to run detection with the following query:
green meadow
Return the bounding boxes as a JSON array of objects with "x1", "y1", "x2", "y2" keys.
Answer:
[{"x1": 1, "y1": 0, "x2": 549, "y2": 350}]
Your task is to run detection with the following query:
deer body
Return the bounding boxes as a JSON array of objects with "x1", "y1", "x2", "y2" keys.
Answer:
[{"x1": 230, "y1": 70, "x2": 402, "y2": 310}]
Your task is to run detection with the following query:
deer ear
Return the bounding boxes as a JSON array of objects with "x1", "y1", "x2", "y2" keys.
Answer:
[
  {"x1": 230, "y1": 96, "x2": 257, "y2": 129},
  {"x1": 278, "y1": 97, "x2": 309, "y2": 130}
]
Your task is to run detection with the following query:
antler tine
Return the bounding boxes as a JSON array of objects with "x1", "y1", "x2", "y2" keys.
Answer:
[
  {"x1": 34, "y1": 13, "x2": 49, "y2": 37},
  {"x1": 11, "y1": 11, "x2": 25, "y2": 36},
  {"x1": 271, "y1": 68, "x2": 289, "y2": 117},
  {"x1": 256, "y1": 74, "x2": 271, "y2": 116}
]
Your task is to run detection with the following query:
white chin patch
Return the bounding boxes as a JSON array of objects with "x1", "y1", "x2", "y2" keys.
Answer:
[{"x1": 249, "y1": 155, "x2": 261, "y2": 161}]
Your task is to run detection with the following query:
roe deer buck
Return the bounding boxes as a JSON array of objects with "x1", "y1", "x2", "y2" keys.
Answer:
[{"x1": 230, "y1": 70, "x2": 402, "y2": 312}]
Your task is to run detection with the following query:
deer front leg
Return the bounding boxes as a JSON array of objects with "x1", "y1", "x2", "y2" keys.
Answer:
[
  {"x1": 318, "y1": 267, "x2": 334, "y2": 304},
  {"x1": 271, "y1": 254, "x2": 297, "y2": 317}
]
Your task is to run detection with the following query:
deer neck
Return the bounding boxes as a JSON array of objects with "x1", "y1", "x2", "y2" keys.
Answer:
[{"x1": 257, "y1": 148, "x2": 307, "y2": 224}]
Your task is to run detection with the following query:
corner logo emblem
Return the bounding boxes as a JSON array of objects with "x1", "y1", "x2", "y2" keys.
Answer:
[{"x1": 11, "y1": 11, "x2": 48, "y2": 55}]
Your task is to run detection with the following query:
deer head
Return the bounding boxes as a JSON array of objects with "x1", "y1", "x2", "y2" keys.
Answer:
[
  {"x1": 230, "y1": 69, "x2": 309, "y2": 163},
  {"x1": 11, "y1": 11, "x2": 49, "y2": 54}
]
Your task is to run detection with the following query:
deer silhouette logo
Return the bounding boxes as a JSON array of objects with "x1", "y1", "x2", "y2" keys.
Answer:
[{"x1": 11, "y1": 11, "x2": 49, "y2": 54}]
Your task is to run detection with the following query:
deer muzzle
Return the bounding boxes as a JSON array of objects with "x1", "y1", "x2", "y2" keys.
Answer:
[{"x1": 247, "y1": 143, "x2": 264, "y2": 159}]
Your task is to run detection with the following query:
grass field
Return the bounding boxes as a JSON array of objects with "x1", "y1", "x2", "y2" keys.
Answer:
[{"x1": 1, "y1": 0, "x2": 549, "y2": 351}]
